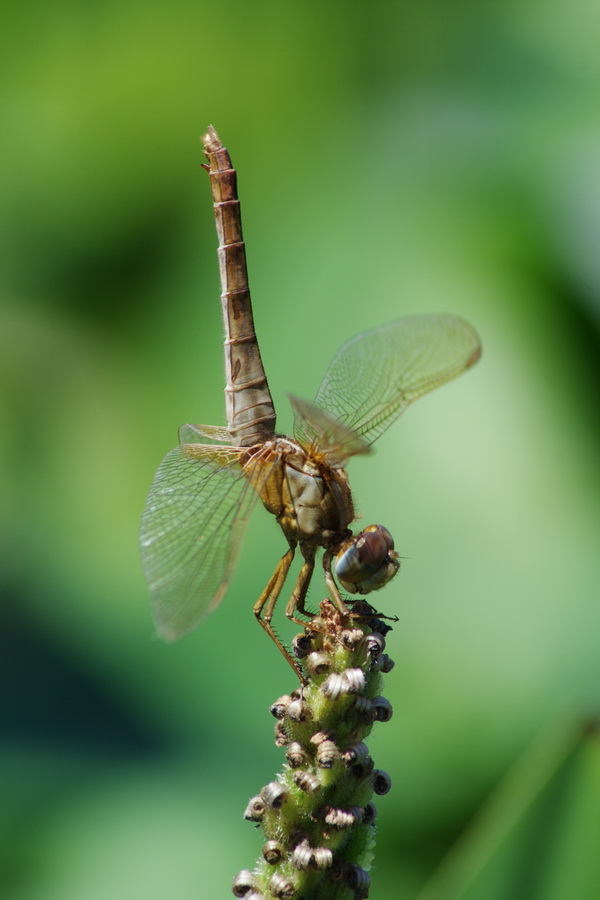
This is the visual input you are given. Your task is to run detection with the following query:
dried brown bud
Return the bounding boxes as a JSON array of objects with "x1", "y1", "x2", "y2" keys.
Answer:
[
  {"x1": 346, "y1": 863, "x2": 371, "y2": 898},
  {"x1": 269, "y1": 872, "x2": 296, "y2": 899},
  {"x1": 305, "y1": 651, "x2": 333, "y2": 676},
  {"x1": 322, "y1": 805, "x2": 363, "y2": 829},
  {"x1": 290, "y1": 839, "x2": 313, "y2": 870},
  {"x1": 316, "y1": 739, "x2": 339, "y2": 768},
  {"x1": 341, "y1": 741, "x2": 369, "y2": 766},
  {"x1": 270, "y1": 695, "x2": 291, "y2": 719},
  {"x1": 372, "y1": 769, "x2": 392, "y2": 795},
  {"x1": 260, "y1": 781, "x2": 286, "y2": 810},
  {"x1": 232, "y1": 869, "x2": 258, "y2": 897},
  {"x1": 244, "y1": 796, "x2": 266, "y2": 822},
  {"x1": 311, "y1": 846, "x2": 333, "y2": 869},
  {"x1": 285, "y1": 741, "x2": 309, "y2": 768},
  {"x1": 274, "y1": 721, "x2": 289, "y2": 747},
  {"x1": 291, "y1": 633, "x2": 313, "y2": 658},
  {"x1": 363, "y1": 801, "x2": 377, "y2": 825},
  {"x1": 371, "y1": 696, "x2": 393, "y2": 722},
  {"x1": 262, "y1": 841, "x2": 284, "y2": 865},
  {"x1": 340, "y1": 628, "x2": 364, "y2": 649},
  {"x1": 364, "y1": 632, "x2": 385, "y2": 657},
  {"x1": 343, "y1": 667, "x2": 366, "y2": 694},
  {"x1": 292, "y1": 770, "x2": 321, "y2": 793},
  {"x1": 286, "y1": 698, "x2": 309, "y2": 722}
]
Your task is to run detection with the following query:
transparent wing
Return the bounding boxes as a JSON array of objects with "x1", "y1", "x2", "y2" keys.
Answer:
[
  {"x1": 314, "y1": 314, "x2": 481, "y2": 446},
  {"x1": 178, "y1": 423, "x2": 231, "y2": 444},
  {"x1": 290, "y1": 394, "x2": 370, "y2": 467},
  {"x1": 140, "y1": 443, "x2": 273, "y2": 641}
]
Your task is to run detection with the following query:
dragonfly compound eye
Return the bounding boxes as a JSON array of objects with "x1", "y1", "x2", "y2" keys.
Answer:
[{"x1": 334, "y1": 524, "x2": 400, "y2": 594}]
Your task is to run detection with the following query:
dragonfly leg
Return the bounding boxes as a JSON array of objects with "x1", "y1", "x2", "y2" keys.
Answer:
[
  {"x1": 254, "y1": 543, "x2": 305, "y2": 680},
  {"x1": 255, "y1": 543, "x2": 296, "y2": 621},
  {"x1": 322, "y1": 548, "x2": 350, "y2": 616},
  {"x1": 284, "y1": 544, "x2": 316, "y2": 622}
]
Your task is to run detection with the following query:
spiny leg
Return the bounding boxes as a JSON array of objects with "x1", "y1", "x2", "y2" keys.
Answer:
[
  {"x1": 254, "y1": 543, "x2": 304, "y2": 680},
  {"x1": 287, "y1": 547, "x2": 353, "y2": 645},
  {"x1": 285, "y1": 544, "x2": 316, "y2": 628},
  {"x1": 322, "y1": 548, "x2": 351, "y2": 616},
  {"x1": 255, "y1": 544, "x2": 296, "y2": 619}
]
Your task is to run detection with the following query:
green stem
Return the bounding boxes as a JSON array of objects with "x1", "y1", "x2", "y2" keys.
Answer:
[{"x1": 232, "y1": 599, "x2": 395, "y2": 900}]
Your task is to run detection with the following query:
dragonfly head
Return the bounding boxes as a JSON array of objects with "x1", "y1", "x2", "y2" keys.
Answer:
[{"x1": 334, "y1": 525, "x2": 400, "y2": 595}]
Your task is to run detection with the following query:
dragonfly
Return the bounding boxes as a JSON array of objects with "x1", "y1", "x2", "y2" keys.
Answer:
[{"x1": 140, "y1": 126, "x2": 481, "y2": 678}]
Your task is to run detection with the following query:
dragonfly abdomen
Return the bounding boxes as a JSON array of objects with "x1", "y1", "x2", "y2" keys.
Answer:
[{"x1": 203, "y1": 126, "x2": 276, "y2": 448}]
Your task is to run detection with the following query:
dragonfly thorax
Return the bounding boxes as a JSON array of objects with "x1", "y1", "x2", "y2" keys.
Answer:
[{"x1": 258, "y1": 436, "x2": 355, "y2": 546}]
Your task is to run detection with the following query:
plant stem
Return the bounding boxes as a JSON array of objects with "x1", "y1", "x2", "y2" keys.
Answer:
[{"x1": 232, "y1": 599, "x2": 396, "y2": 900}]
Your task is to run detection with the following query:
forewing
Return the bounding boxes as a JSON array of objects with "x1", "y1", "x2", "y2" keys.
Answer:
[
  {"x1": 140, "y1": 443, "x2": 269, "y2": 641},
  {"x1": 314, "y1": 314, "x2": 481, "y2": 446}
]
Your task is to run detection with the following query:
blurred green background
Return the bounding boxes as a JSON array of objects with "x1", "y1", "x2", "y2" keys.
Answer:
[{"x1": 1, "y1": 1, "x2": 599, "y2": 898}]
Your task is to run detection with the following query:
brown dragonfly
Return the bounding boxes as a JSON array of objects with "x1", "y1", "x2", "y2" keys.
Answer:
[{"x1": 140, "y1": 126, "x2": 481, "y2": 677}]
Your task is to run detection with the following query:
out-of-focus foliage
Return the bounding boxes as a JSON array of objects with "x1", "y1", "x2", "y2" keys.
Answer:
[{"x1": 1, "y1": 1, "x2": 599, "y2": 898}]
